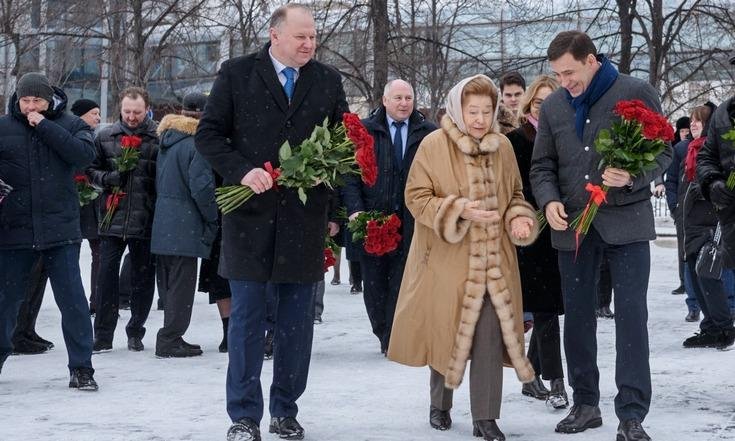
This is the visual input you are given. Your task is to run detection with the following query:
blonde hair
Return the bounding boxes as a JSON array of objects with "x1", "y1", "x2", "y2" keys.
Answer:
[
  {"x1": 520, "y1": 75, "x2": 560, "y2": 118},
  {"x1": 461, "y1": 76, "x2": 498, "y2": 109}
]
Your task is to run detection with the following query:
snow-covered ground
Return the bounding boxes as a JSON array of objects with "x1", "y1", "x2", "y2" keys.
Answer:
[{"x1": 1, "y1": 235, "x2": 734, "y2": 441}]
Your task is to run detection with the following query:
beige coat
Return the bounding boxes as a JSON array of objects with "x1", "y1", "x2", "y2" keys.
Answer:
[{"x1": 387, "y1": 115, "x2": 539, "y2": 389}]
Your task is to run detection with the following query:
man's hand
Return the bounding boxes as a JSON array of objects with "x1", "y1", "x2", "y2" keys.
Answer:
[
  {"x1": 710, "y1": 180, "x2": 735, "y2": 209},
  {"x1": 240, "y1": 168, "x2": 273, "y2": 194},
  {"x1": 602, "y1": 167, "x2": 632, "y2": 188},
  {"x1": 653, "y1": 183, "x2": 665, "y2": 198},
  {"x1": 348, "y1": 211, "x2": 364, "y2": 221},
  {"x1": 328, "y1": 221, "x2": 340, "y2": 237},
  {"x1": 510, "y1": 216, "x2": 533, "y2": 240},
  {"x1": 545, "y1": 201, "x2": 568, "y2": 231},
  {"x1": 27, "y1": 111, "x2": 45, "y2": 127},
  {"x1": 460, "y1": 200, "x2": 500, "y2": 223}
]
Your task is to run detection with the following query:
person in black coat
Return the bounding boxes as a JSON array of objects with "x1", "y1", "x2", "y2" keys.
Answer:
[
  {"x1": 341, "y1": 79, "x2": 436, "y2": 355},
  {"x1": 86, "y1": 87, "x2": 158, "y2": 353},
  {"x1": 0, "y1": 72, "x2": 98, "y2": 390},
  {"x1": 151, "y1": 94, "x2": 218, "y2": 358},
  {"x1": 681, "y1": 105, "x2": 734, "y2": 349},
  {"x1": 194, "y1": 5, "x2": 349, "y2": 440},
  {"x1": 506, "y1": 75, "x2": 568, "y2": 409}
]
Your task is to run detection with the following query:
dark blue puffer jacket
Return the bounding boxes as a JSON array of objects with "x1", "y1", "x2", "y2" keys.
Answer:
[{"x1": 0, "y1": 88, "x2": 96, "y2": 250}]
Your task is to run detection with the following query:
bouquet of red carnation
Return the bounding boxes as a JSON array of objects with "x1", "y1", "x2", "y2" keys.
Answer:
[
  {"x1": 216, "y1": 113, "x2": 377, "y2": 213},
  {"x1": 570, "y1": 100, "x2": 673, "y2": 250},
  {"x1": 100, "y1": 135, "x2": 142, "y2": 230},
  {"x1": 74, "y1": 173, "x2": 100, "y2": 206},
  {"x1": 348, "y1": 211, "x2": 401, "y2": 256},
  {"x1": 324, "y1": 236, "x2": 339, "y2": 272},
  {"x1": 723, "y1": 124, "x2": 735, "y2": 190}
]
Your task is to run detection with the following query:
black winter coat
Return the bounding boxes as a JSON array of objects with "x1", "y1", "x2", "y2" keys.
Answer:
[
  {"x1": 87, "y1": 118, "x2": 158, "y2": 240},
  {"x1": 0, "y1": 88, "x2": 96, "y2": 250},
  {"x1": 340, "y1": 106, "x2": 436, "y2": 257},
  {"x1": 195, "y1": 44, "x2": 349, "y2": 282},
  {"x1": 151, "y1": 114, "x2": 218, "y2": 258},
  {"x1": 697, "y1": 97, "x2": 735, "y2": 268},
  {"x1": 506, "y1": 122, "x2": 564, "y2": 314}
]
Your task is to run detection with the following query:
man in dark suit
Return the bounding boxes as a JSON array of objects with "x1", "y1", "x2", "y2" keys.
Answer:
[
  {"x1": 195, "y1": 4, "x2": 349, "y2": 441},
  {"x1": 530, "y1": 31, "x2": 671, "y2": 441},
  {"x1": 341, "y1": 79, "x2": 436, "y2": 355}
]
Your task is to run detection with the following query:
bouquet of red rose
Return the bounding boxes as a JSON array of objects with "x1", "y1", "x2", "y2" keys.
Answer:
[
  {"x1": 323, "y1": 236, "x2": 339, "y2": 272},
  {"x1": 216, "y1": 113, "x2": 377, "y2": 214},
  {"x1": 723, "y1": 124, "x2": 735, "y2": 190},
  {"x1": 100, "y1": 135, "x2": 142, "y2": 230},
  {"x1": 74, "y1": 173, "x2": 100, "y2": 206},
  {"x1": 570, "y1": 100, "x2": 673, "y2": 249},
  {"x1": 347, "y1": 211, "x2": 401, "y2": 256}
]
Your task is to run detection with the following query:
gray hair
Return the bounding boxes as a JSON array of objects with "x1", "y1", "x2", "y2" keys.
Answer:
[
  {"x1": 383, "y1": 79, "x2": 414, "y2": 98},
  {"x1": 270, "y1": 3, "x2": 313, "y2": 29}
]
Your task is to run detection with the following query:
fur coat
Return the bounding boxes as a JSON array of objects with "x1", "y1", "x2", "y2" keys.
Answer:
[{"x1": 387, "y1": 115, "x2": 538, "y2": 388}]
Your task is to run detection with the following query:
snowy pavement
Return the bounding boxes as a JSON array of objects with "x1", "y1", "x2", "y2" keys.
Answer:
[{"x1": 1, "y1": 236, "x2": 734, "y2": 441}]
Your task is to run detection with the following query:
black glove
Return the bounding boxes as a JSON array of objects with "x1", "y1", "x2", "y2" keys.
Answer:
[
  {"x1": 710, "y1": 180, "x2": 735, "y2": 209},
  {"x1": 103, "y1": 171, "x2": 122, "y2": 187}
]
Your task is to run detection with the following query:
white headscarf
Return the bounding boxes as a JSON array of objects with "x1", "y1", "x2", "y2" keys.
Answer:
[{"x1": 444, "y1": 74, "x2": 501, "y2": 137}]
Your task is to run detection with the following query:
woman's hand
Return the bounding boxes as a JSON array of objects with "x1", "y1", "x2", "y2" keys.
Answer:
[
  {"x1": 460, "y1": 200, "x2": 500, "y2": 223},
  {"x1": 510, "y1": 216, "x2": 533, "y2": 240}
]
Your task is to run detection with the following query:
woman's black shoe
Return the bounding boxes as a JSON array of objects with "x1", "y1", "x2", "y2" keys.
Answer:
[
  {"x1": 473, "y1": 420, "x2": 505, "y2": 441},
  {"x1": 429, "y1": 406, "x2": 451, "y2": 430},
  {"x1": 521, "y1": 375, "x2": 549, "y2": 400}
]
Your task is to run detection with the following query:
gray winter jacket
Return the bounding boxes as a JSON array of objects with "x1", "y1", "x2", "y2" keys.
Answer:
[
  {"x1": 151, "y1": 114, "x2": 218, "y2": 258},
  {"x1": 530, "y1": 73, "x2": 672, "y2": 251}
]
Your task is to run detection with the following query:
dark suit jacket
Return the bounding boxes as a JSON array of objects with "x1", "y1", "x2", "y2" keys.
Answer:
[{"x1": 195, "y1": 44, "x2": 349, "y2": 282}]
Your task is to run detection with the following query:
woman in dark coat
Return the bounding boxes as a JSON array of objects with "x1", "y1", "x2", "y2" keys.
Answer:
[
  {"x1": 506, "y1": 75, "x2": 568, "y2": 408},
  {"x1": 680, "y1": 105, "x2": 735, "y2": 349}
]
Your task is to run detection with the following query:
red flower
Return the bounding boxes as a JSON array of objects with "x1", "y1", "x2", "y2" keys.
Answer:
[
  {"x1": 614, "y1": 100, "x2": 674, "y2": 142},
  {"x1": 105, "y1": 191, "x2": 126, "y2": 211},
  {"x1": 74, "y1": 174, "x2": 89, "y2": 185},
  {"x1": 342, "y1": 113, "x2": 378, "y2": 186},
  {"x1": 323, "y1": 248, "x2": 337, "y2": 272},
  {"x1": 120, "y1": 135, "x2": 142, "y2": 149},
  {"x1": 355, "y1": 142, "x2": 378, "y2": 186}
]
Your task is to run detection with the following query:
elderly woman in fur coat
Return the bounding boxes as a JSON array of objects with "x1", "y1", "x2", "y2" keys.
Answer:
[{"x1": 387, "y1": 74, "x2": 539, "y2": 441}]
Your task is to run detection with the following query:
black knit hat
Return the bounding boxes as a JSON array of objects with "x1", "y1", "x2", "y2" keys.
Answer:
[
  {"x1": 70, "y1": 99, "x2": 99, "y2": 117},
  {"x1": 183, "y1": 92, "x2": 208, "y2": 113},
  {"x1": 16, "y1": 72, "x2": 54, "y2": 102},
  {"x1": 675, "y1": 116, "x2": 690, "y2": 131}
]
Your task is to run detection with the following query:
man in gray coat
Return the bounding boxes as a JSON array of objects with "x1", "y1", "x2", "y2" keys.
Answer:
[{"x1": 530, "y1": 31, "x2": 671, "y2": 441}]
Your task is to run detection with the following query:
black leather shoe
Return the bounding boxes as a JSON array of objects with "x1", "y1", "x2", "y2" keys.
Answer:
[
  {"x1": 264, "y1": 331, "x2": 274, "y2": 360},
  {"x1": 180, "y1": 339, "x2": 201, "y2": 350},
  {"x1": 473, "y1": 420, "x2": 505, "y2": 441},
  {"x1": 92, "y1": 339, "x2": 112, "y2": 353},
  {"x1": 685, "y1": 310, "x2": 701, "y2": 322},
  {"x1": 555, "y1": 404, "x2": 602, "y2": 433},
  {"x1": 616, "y1": 419, "x2": 651, "y2": 440},
  {"x1": 269, "y1": 416, "x2": 304, "y2": 440},
  {"x1": 671, "y1": 285, "x2": 685, "y2": 295},
  {"x1": 429, "y1": 406, "x2": 451, "y2": 430},
  {"x1": 596, "y1": 306, "x2": 615, "y2": 319},
  {"x1": 227, "y1": 418, "x2": 261, "y2": 441},
  {"x1": 10, "y1": 338, "x2": 48, "y2": 355},
  {"x1": 683, "y1": 331, "x2": 723, "y2": 348},
  {"x1": 27, "y1": 332, "x2": 54, "y2": 349},
  {"x1": 69, "y1": 367, "x2": 99, "y2": 391},
  {"x1": 156, "y1": 342, "x2": 203, "y2": 358},
  {"x1": 127, "y1": 336, "x2": 144, "y2": 352},
  {"x1": 547, "y1": 378, "x2": 569, "y2": 409},
  {"x1": 521, "y1": 375, "x2": 549, "y2": 400}
]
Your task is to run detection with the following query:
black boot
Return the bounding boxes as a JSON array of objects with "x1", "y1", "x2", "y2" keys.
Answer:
[
  {"x1": 683, "y1": 330, "x2": 724, "y2": 348},
  {"x1": 219, "y1": 317, "x2": 229, "y2": 353},
  {"x1": 596, "y1": 305, "x2": 614, "y2": 319},
  {"x1": 227, "y1": 418, "x2": 261, "y2": 441},
  {"x1": 27, "y1": 332, "x2": 54, "y2": 350},
  {"x1": 617, "y1": 419, "x2": 651, "y2": 440},
  {"x1": 547, "y1": 378, "x2": 569, "y2": 409},
  {"x1": 69, "y1": 367, "x2": 98, "y2": 391},
  {"x1": 269, "y1": 416, "x2": 304, "y2": 440},
  {"x1": 156, "y1": 341, "x2": 203, "y2": 358},
  {"x1": 473, "y1": 420, "x2": 505, "y2": 441},
  {"x1": 127, "y1": 336, "x2": 144, "y2": 351},
  {"x1": 429, "y1": 406, "x2": 451, "y2": 430},
  {"x1": 555, "y1": 404, "x2": 602, "y2": 433},
  {"x1": 521, "y1": 375, "x2": 549, "y2": 400},
  {"x1": 11, "y1": 338, "x2": 48, "y2": 355}
]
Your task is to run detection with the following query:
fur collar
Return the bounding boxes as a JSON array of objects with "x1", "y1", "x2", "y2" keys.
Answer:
[
  {"x1": 157, "y1": 114, "x2": 199, "y2": 136},
  {"x1": 440, "y1": 114, "x2": 501, "y2": 156}
]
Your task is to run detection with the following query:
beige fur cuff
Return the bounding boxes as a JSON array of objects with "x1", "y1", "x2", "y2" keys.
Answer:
[
  {"x1": 503, "y1": 201, "x2": 539, "y2": 247},
  {"x1": 433, "y1": 195, "x2": 471, "y2": 244}
]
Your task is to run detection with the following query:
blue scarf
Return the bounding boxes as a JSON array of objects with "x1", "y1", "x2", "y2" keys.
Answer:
[{"x1": 565, "y1": 54, "x2": 619, "y2": 141}]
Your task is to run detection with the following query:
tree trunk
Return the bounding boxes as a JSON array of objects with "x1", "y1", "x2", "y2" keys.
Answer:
[
  {"x1": 371, "y1": 0, "x2": 388, "y2": 107},
  {"x1": 616, "y1": 0, "x2": 635, "y2": 74}
]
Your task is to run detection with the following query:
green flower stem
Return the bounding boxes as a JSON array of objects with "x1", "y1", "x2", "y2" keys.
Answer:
[{"x1": 727, "y1": 171, "x2": 735, "y2": 190}]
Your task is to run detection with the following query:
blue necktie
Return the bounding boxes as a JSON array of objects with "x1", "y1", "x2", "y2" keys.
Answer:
[
  {"x1": 392, "y1": 121, "x2": 405, "y2": 169},
  {"x1": 282, "y1": 67, "x2": 296, "y2": 101}
]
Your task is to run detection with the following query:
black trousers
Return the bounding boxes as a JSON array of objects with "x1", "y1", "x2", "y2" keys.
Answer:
[
  {"x1": 87, "y1": 239, "x2": 101, "y2": 311},
  {"x1": 685, "y1": 257, "x2": 734, "y2": 334},
  {"x1": 12, "y1": 256, "x2": 48, "y2": 343},
  {"x1": 155, "y1": 255, "x2": 197, "y2": 349},
  {"x1": 348, "y1": 260, "x2": 362, "y2": 286},
  {"x1": 94, "y1": 237, "x2": 155, "y2": 343},
  {"x1": 526, "y1": 312, "x2": 564, "y2": 380},
  {"x1": 359, "y1": 252, "x2": 405, "y2": 352},
  {"x1": 558, "y1": 227, "x2": 651, "y2": 423},
  {"x1": 597, "y1": 255, "x2": 612, "y2": 308}
]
